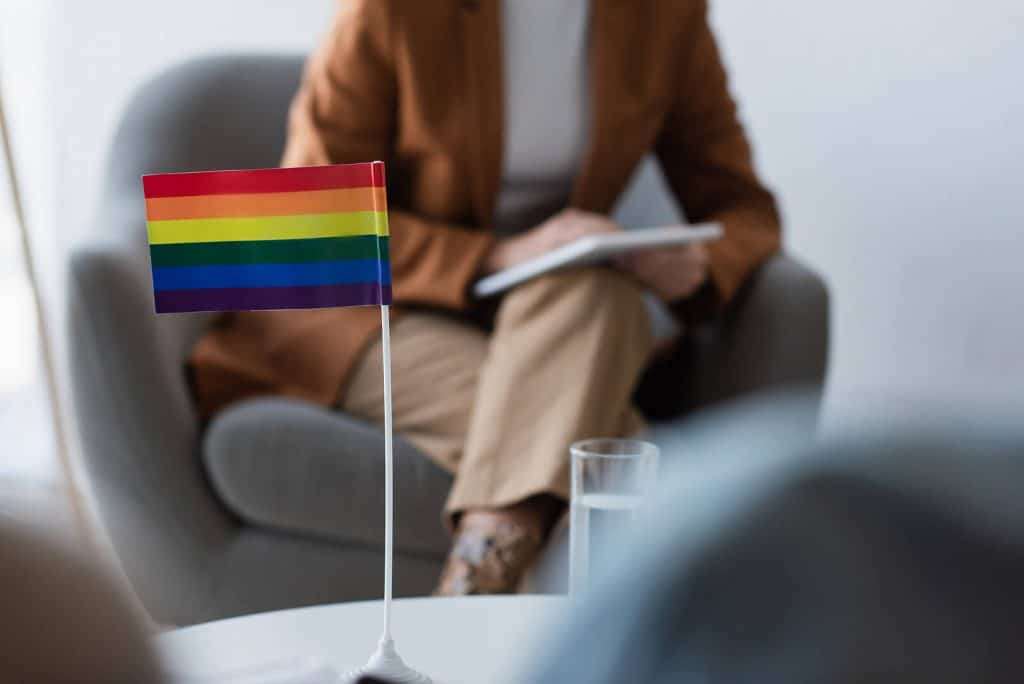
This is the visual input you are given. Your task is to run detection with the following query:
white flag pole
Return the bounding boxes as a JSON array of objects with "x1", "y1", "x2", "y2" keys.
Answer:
[
  {"x1": 381, "y1": 303, "x2": 395, "y2": 640},
  {"x1": 341, "y1": 303, "x2": 430, "y2": 684}
]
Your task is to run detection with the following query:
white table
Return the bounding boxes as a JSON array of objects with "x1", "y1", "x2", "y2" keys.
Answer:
[{"x1": 157, "y1": 596, "x2": 566, "y2": 684}]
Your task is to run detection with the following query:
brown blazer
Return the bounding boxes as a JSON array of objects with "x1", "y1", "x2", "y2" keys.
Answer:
[{"x1": 190, "y1": 0, "x2": 781, "y2": 419}]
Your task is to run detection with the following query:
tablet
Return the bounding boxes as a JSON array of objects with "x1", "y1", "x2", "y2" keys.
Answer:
[{"x1": 473, "y1": 223, "x2": 723, "y2": 298}]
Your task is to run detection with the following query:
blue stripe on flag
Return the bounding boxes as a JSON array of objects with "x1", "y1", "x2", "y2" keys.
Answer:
[{"x1": 152, "y1": 258, "x2": 390, "y2": 291}]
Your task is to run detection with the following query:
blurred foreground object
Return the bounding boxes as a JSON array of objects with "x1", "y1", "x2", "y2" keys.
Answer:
[
  {"x1": 0, "y1": 520, "x2": 163, "y2": 682},
  {"x1": 530, "y1": 407, "x2": 1024, "y2": 683}
]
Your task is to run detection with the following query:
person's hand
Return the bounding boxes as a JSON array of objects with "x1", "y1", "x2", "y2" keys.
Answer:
[
  {"x1": 482, "y1": 209, "x2": 620, "y2": 274},
  {"x1": 615, "y1": 243, "x2": 710, "y2": 302}
]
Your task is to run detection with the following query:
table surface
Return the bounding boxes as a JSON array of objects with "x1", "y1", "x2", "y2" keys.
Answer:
[{"x1": 157, "y1": 595, "x2": 566, "y2": 684}]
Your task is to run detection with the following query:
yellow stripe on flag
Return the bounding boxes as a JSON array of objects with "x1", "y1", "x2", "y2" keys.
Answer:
[{"x1": 147, "y1": 211, "x2": 389, "y2": 245}]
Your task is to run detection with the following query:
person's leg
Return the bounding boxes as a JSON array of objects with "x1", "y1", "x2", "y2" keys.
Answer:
[
  {"x1": 450, "y1": 267, "x2": 651, "y2": 511},
  {"x1": 340, "y1": 312, "x2": 487, "y2": 475},
  {"x1": 438, "y1": 267, "x2": 653, "y2": 594}
]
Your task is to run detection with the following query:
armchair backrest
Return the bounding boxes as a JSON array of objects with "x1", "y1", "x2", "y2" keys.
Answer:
[{"x1": 67, "y1": 55, "x2": 305, "y2": 621}]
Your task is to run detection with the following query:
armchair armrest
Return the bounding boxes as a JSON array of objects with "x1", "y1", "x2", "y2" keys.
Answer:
[
  {"x1": 638, "y1": 254, "x2": 830, "y2": 419},
  {"x1": 68, "y1": 219, "x2": 231, "y2": 623}
]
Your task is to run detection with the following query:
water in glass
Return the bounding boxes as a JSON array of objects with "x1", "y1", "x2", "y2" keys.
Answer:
[{"x1": 569, "y1": 439, "x2": 658, "y2": 597}]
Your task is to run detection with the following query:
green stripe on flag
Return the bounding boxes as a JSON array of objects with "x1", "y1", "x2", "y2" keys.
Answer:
[{"x1": 150, "y1": 235, "x2": 390, "y2": 268}]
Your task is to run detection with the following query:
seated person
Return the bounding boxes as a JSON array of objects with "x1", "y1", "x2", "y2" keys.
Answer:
[{"x1": 188, "y1": 0, "x2": 780, "y2": 595}]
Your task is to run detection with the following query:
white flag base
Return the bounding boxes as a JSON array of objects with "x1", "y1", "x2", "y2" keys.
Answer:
[{"x1": 339, "y1": 635, "x2": 432, "y2": 684}]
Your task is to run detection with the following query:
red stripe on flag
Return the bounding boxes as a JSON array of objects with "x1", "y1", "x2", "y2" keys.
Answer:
[{"x1": 142, "y1": 162, "x2": 386, "y2": 199}]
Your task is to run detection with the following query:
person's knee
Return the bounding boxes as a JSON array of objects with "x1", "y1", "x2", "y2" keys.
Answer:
[
  {"x1": 499, "y1": 267, "x2": 647, "y2": 325},
  {"x1": 560, "y1": 267, "x2": 645, "y2": 311}
]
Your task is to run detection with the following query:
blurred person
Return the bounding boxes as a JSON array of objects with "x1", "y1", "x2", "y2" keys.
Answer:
[
  {"x1": 528, "y1": 415, "x2": 1024, "y2": 683},
  {"x1": 0, "y1": 520, "x2": 164, "y2": 683},
  {"x1": 189, "y1": 0, "x2": 780, "y2": 595}
]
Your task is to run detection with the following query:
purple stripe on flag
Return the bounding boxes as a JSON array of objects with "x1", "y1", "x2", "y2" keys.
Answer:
[{"x1": 154, "y1": 282, "x2": 392, "y2": 313}]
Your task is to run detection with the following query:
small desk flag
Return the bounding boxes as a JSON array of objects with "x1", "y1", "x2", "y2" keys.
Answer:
[{"x1": 143, "y1": 161, "x2": 391, "y2": 313}]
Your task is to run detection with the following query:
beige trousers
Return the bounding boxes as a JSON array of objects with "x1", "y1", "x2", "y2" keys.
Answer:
[{"x1": 341, "y1": 268, "x2": 654, "y2": 515}]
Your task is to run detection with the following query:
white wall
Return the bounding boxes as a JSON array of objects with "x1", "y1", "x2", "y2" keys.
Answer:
[
  {"x1": 7, "y1": 0, "x2": 334, "y2": 301},
  {"x1": 0, "y1": 0, "x2": 334, "y2": 471},
  {"x1": 1, "y1": 0, "x2": 58, "y2": 313},
  {"x1": 4, "y1": 0, "x2": 1024, "y2": 430},
  {"x1": 709, "y1": 0, "x2": 1024, "y2": 424}
]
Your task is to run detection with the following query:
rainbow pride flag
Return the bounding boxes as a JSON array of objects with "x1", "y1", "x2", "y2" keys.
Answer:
[{"x1": 142, "y1": 161, "x2": 391, "y2": 313}]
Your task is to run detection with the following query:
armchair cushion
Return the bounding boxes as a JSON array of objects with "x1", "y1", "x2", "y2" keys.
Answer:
[{"x1": 202, "y1": 397, "x2": 452, "y2": 558}]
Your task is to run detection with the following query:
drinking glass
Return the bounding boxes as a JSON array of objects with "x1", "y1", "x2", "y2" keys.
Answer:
[{"x1": 568, "y1": 438, "x2": 659, "y2": 597}]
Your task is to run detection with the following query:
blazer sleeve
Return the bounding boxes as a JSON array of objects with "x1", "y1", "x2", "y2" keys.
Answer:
[
  {"x1": 654, "y1": 0, "x2": 782, "y2": 325},
  {"x1": 281, "y1": 0, "x2": 495, "y2": 310}
]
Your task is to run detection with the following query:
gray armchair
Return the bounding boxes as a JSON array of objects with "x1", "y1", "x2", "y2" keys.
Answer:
[{"x1": 68, "y1": 55, "x2": 829, "y2": 626}]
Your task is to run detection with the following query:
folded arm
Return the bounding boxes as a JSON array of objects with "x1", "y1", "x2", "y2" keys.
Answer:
[{"x1": 654, "y1": 0, "x2": 782, "y2": 324}]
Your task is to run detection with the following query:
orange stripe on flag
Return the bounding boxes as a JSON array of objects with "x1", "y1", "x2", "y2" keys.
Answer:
[{"x1": 145, "y1": 186, "x2": 387, "y2": 221}]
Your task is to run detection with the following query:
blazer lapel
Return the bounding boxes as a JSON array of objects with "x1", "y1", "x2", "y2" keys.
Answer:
[
  {"x1": 459, "y1": 0, "x2": 505, "y2": 228},
  {"x1": 571, "y1": 0, "x2": 645, "y2": 213}
]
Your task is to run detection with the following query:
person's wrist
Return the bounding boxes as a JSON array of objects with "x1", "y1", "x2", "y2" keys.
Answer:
[{"x1": 482, "y1": 238, "x2": 512, "y2": 275}]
